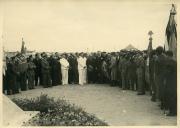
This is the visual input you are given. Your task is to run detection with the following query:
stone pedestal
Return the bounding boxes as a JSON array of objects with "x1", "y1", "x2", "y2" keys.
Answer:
[{"x1": 3, "y1": 95, "x2": 39, "y2": 126}]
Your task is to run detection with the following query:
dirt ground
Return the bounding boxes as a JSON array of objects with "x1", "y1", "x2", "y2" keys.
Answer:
[{"x1": 7, "y1": 84, "x2": 177, "y2": 126}]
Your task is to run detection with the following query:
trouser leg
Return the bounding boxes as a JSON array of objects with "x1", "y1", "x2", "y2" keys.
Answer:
[
  {"x1": 61, "y1": 69, "x2": 65, "y2": 85},
  {"x1": 79, "y1": 69, "x2": 83, "y2": 85},
  {"x1": 65, "y1": 69, "x2": 68, "y2": 84},
  {"x1": 35, "y1": 72, "x2": 38, "y2": 86},
  {"x1": 83, "y1": 69, "x2": 87, "y2": 84}
]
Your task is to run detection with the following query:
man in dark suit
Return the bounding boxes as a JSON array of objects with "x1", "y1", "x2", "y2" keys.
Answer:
[
  {"x1": 27, "y1": 55, "x2": 36, "y2": 89},
  {"x1": 68, "y1": 54, "x2": 78, "y2": 84},
  {"x1": 136, "y1": 54, "x2": 145, "y2": 95},
  {"x1": 154, "y1": 46, "x2": 166, "y2": 108},
  {"x1": 33, "y1": 53, "x2": 41, "y2": 86},
  {"x1": 41, "y1": 53, "x2": 51, "y2": 87},
  {"x1": 6, "y1": 56, "x2": 19, "y2": 94},
  {"x1": 128, "y1": 57, "x2": 137, "y2": 91},
  {"x1": 49, "y1": 54, "x2": 61, "y2": 86},
  {"x1": 149, "y1": 50, "x2": 158, "y2": 101},
  {"x1": 87, "y1": 54, "x2": 95, "y2": 83},
  {"x1": 164, "y1": 51, "x2": 177, "y2": 116}
]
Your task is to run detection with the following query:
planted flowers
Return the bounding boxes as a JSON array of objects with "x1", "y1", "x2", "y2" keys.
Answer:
[{"x1": 12, "y1": 94, "x2": 108, "y2": 126}]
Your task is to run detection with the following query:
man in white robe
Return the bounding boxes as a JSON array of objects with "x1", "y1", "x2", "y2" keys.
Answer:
[
  {"x1": 78, "y1": 53, "x2": 87, "y2": 85},
  {"x1": 82, "y1": 54, "x2": 87, "y2": 84},
  {"x1": 60, "y1": 54, "x2": 69, "y2": 85}
]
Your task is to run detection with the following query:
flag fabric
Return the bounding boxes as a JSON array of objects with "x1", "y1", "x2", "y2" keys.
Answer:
[
  {"x1": 164, "y1": 36, "x2": 169, "y2": 51},
  {"x1": 165, "y1": 4, "x2": 177, "y2": 60}
]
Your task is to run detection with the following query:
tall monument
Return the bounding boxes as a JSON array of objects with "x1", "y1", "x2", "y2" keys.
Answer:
[{"x1": 21, "y1": 38, "x2": 26, "y2": 54}]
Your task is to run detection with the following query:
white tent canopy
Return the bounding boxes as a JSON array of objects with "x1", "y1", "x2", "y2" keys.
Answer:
[{"x1": 123, "y1": 44, "x2": 138, "y2": 51}]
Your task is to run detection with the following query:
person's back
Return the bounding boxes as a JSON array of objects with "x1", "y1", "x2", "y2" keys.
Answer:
[
  {"x1": 136, "y1": 55, "x2": 145, "y2": 95},
  {"x1": 155, "y1": 54, "x2": 166, "y2": 76},
  {"x1": 164, "y1": 51, "x2": 177, "y2": 116}
]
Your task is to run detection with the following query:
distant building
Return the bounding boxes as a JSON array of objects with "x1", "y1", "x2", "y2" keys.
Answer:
[
  {"x1": 5, "y1": 38, "x2": 35, "y2": 58},
  {"x1": 5, "y1": 51, "x2": 19, "y2": 58}
]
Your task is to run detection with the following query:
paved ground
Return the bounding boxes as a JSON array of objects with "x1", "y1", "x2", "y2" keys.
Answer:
[{"x1": 7, "y1": 84, "x2": 177, "y2": 126}]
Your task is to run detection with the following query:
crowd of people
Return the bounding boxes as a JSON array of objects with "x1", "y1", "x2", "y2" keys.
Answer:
[{"x1": 3, "y1": 46, "x2": 177, "y2": 116}]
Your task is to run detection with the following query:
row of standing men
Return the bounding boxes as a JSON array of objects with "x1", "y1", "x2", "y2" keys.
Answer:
[{"x1": 3, "y1": 47, "x2": 177, "y2": 116}]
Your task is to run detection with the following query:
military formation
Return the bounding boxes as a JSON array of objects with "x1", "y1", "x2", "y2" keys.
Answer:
[{"x1": 3, "y1": 46, "x2": 177, "y2": 116}]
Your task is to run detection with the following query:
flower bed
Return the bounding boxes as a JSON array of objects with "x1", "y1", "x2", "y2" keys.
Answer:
[{"x1": 12, "y1": 94, "x2": 108, "y2": 126}]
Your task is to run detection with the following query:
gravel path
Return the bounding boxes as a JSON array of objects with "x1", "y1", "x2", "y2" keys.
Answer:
[{"x1": 7, "y1": 84, "x2": 177, "y2": 126}]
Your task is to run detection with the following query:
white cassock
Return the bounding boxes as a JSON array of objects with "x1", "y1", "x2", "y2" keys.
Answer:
[
  {"x1": 60, "y1": 58, "x2": 69, "y2": 85},
  {"x1": 78, "y1": 57, "x2": 87, "y2": 85},
  {"x1": 82, "y1": 57, "x2": 87, "y2": 84}
]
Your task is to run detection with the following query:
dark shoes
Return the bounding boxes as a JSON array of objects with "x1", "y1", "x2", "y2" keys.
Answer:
[
  {"x1": 137, "y1": 92, "x2": 145, "y2": 95},
  {"x1": 151, "y1": 96, "x2": 156, "y2": 102},
  {"x1": 166, "y1": 112, "x2": 176, "y2": 116},
  {"x1": 151, "y1": 98, "x2": 156, "y2": 102}
]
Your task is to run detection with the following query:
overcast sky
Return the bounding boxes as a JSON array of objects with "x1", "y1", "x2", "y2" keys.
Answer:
[{"x1": 2, "y1": 0, "x2": 177, "y2": 52}]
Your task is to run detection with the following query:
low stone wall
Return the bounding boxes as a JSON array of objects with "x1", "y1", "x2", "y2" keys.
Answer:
[{"x1": 3, "y1": 95, "x2": 39, "y2": 126}]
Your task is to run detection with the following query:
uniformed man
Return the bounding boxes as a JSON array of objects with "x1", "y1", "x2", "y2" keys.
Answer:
[
  {"x1": 109, "y1": 53, "x2": 117, "y2": 86},
  {"x1": 149, "y1": 50, "x2": 157, "y2": 101},
  {"x1": 128, "y1": 56, "x2": 137, "y2": 90},
  {"x1": 154, "y1": 46, "x2": 166, "y2": 108},
  {"x1": 92, "y1": 53, "x2": 98, "y2": 83},
  {"x1": 41, "y1": 53, "x2": 51, "y2": 87},
  {"x1": 6, "y1": 56, "x2": 19, "y2": 94},
  {"x1": 136, "y1": 54, "x2": 145, "y2": 95},
  {"x1": 27, "y1": 55, "x2": 36, "y2": 89},
  {"x1": 68, "y1": 54, "x2": 78, "y2": 84},
  {"x1": 6, "y1": 57, "x2": 13, "y2": 95},
  {"x1": 49, "y1": 54, "x2": 61, "y2": 86},
  {"x1": 117, "y1": 54, "x2": 122, "y2": 88},
  {"x1": 126, "y1": 54, "x2": 131, "y2": 89},
  {"x1": 33, "y1": 53, "x2": 41, "y2": 86},
  {"x1": 95, "y1": 52, "x2": 103, "y2": 83},
  {"x1": 121, "y1": 55, "x2": 127, "y2": 90},
  {"x1": 164, "y1": 51, "x2": 177, "y2": 116},
  {"x1": 101, "y1": 56, "x2": 109, "y2": 83},
  {"x1": 87, "y1": 54, "x2": 94, "y2": 83},
  {"x1": 16, "y1": 54, "x2": 28, "y2": 91}
]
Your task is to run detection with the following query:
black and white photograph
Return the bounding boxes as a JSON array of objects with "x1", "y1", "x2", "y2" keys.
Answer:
[{"x1": 1, "y1": 0, "x2": 179, "y2": 127}]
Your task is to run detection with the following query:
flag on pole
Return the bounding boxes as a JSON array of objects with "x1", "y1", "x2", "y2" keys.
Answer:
[
  {"x1": 165, "y1": 4, "x2": 177, "y2": 60},
  {"x1": 147, "y1": 31, "x2": 153, "y2": 55}
]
